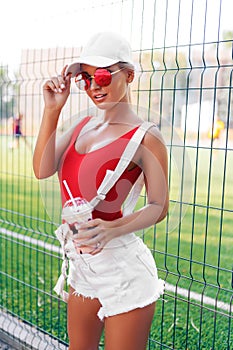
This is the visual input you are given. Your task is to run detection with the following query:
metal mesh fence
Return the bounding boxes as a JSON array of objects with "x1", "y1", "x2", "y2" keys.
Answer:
[{"x1": 1, "y1": 0, "x2": 232, "y2": 349}]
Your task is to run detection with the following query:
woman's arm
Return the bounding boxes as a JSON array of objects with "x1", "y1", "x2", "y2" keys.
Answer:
[
  {"x1": 33, "y1": 67, "x2": 72, "y2": 179},
  {"x1": 77, "y1": 126, "x2": 169, "y2": 253}
]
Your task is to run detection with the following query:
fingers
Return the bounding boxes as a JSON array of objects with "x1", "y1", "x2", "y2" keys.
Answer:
[
  {"x1": 44, "y1": 66, "x2": 71, "y2": 93},
  {"x1": 45, "y1": 76, "x2": 65, "y2": 93},
  {"x1": 76, "y1": 226, "x2": 98, "y2": 240},
  {"x1": 72, "y1": 234, "x2": 103, "y2": 255},
  {"x1": 91, "y1": 243, "x2": 103, "y2": 255},
  {"x1": 61, "y1": 65, "x2": 68, "y2": 78},
  {"x1": 73, "y1": 219, "x2": 110, "y2": 255},
  {"x1": 73, "y1": 237, "x2": 103, "y2": 254},
  {"x1": 79, "y1": 219, "x2": 101, "y2": 230},
  {"x1": 73, "y1": 229, "x2": 105, "y2": 253}
]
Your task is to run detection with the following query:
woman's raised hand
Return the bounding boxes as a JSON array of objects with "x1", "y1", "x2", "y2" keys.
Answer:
[{"x1": 43, "y1": 65, "x2": 72, "y2": 111}]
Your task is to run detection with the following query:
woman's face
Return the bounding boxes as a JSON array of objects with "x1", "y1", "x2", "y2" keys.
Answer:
[{"x1": 80, "y1": 64, "x2": 131, "y2": 110}]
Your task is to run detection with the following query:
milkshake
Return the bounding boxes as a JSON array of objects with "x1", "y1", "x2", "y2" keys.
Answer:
[{"x1": 62, "y1": 197, "x2": 94, "y2": 254}]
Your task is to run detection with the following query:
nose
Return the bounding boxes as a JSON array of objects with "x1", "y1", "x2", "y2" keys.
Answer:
[{"x1": 89, "y1": 77, "x2": 100, "y2": 90}]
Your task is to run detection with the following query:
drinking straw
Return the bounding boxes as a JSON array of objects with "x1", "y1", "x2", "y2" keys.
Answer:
[{"x1": 63, "y1": 180, "x2": 77, "y2": 208}]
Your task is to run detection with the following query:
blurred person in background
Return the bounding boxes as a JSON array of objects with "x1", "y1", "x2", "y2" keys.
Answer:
[{"x1": 10, "y1": 113, "x2": 30, "y2": 148}]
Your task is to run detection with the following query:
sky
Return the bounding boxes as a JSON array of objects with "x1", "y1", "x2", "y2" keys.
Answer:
[{"x1": 0, "y1": 0, "x2": 232, "y2": 70}]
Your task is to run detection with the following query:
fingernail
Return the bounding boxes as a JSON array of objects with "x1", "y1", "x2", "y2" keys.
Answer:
[
  {"x1": 54, "y1": 88, "x2": 58, "y2": 93},
  {"x1": 58, "y1": 88, "x2": 62, "y2": 93},
  {"x1": 60, "y1": 83, "x2": 65, "y2": 89}
]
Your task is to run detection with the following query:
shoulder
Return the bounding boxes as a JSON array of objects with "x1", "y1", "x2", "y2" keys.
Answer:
[
  {"x1": 139, "y1": 123, "x2": 167, "y2": 166},
  {"x1": 57, "y1": 116, "x2": 90, "y2": 142},
  {"x1": 141, "y1": 124, "x2": 166, "y2": 150},
  {"x1": 56, "y1": 116, "x2": 91, "y2": 160}
]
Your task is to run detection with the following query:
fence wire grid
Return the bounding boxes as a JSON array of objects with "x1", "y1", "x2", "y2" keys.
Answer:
[{"x1": 0, "y1": 0, "x2": 233, "y2": 349}]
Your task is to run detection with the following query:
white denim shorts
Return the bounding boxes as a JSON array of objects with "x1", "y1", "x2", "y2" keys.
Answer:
[{"x1": 66, "y1": 233, "x2": 165, "y2": 320}]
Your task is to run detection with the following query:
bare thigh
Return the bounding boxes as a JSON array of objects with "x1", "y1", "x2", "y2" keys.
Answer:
[
  {"x1": 104, "y1": 302, "x2": 156, "y2": 350},
  {"x1": 67, "y1": 287, "x2": 104, "y2": 350}
]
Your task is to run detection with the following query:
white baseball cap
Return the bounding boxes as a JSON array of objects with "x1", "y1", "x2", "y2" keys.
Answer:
[{"x1": 66, "y1": 32, "x2": 133, "y2": 77}]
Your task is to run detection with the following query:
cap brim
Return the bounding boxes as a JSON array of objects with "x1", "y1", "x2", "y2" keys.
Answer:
[{"x1": 66, "y1": 56, "x2": 119, "y2": 77}]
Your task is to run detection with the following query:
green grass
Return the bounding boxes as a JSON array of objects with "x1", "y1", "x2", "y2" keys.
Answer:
[
  {"x1": 149, "y1": 297, "x2": 232, "y2": 349},
  {"x1": 1, "y1": 135, "x2": 233, "y2": 349}
]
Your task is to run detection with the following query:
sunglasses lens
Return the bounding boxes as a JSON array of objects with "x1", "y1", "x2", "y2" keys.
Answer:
[
  {"x1": 75, "y1": 73, "x2": 90, "y2": 90},
  {"x1": 75, "y1": 69, "x2": 114, "y2": 90},
  {"x1": 94, "y1": 69, "x2": 112, "y2": 87}
]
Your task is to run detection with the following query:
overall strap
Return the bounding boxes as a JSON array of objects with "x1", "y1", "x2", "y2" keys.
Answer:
[{"x1": 89, "y1": 121, "x2": 155, "y2": 209}]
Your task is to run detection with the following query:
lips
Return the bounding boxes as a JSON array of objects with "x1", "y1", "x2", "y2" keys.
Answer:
[{"x1": 94, "y1": 93, "x2": 107, "y2": 100}]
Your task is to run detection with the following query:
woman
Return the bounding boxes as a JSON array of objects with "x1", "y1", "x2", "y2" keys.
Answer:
[{"x1": 33, "y1": 32, "x2": 169, "y2": 350}]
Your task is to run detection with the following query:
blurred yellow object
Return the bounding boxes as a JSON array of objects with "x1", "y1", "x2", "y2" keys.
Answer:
[{"x1": 208, "y1": 120, "x2": 224, "y2": 139}]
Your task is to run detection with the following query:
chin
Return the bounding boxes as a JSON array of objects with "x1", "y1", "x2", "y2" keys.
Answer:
[{"x1": 95, "y1": 101, "x2": 118, "y2": 110}]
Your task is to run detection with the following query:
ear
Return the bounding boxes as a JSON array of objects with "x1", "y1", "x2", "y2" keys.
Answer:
[{"x1": 127, "y1": 70, "x2": 134, "y2": 83}]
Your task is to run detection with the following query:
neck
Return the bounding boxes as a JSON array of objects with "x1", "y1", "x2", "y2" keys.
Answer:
[
  {"x1": 93, "y1": 105, "x2": 138, "y2": 130},
  {"x1": 102, "y1": 101, "x2": 133, "y2": 124}
]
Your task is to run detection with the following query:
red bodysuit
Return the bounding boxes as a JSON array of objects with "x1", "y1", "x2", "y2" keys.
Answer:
[{"x1": 58, "y1": 117, "x2": 142, "y2": 221}]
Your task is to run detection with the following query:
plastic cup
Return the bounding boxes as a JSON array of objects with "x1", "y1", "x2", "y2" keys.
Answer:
[
  {"x1": 62, "y1": 197, "x2": 92, "y2": 226},
  {"x1": 62, "y1": 197, "x2": 93, "y2": 254}
]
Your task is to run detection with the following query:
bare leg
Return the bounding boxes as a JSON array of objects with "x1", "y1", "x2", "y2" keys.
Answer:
[
  {"x1": 104, "y1": 302, "x2": 156, "y2": 350},
  {"x1": 67, "y1": 287, "x2": 104, "y2": 350}
]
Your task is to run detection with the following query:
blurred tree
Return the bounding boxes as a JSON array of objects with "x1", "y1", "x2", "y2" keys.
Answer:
[
  {"x1": 0, "y1": 66, "x2": 17, "y2": 120},
  {"x1": 136, "y1": 49, "x2": 188, "y2": 126},
  {"x1": 222, "y1": 30, "x2": 233, "y2": 47}
]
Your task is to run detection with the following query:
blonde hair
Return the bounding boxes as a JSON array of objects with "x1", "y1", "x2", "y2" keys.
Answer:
[
  {"x1": 118, "y1": 61, "x2": 135, "y2": 71},
  {"x1": 117, "y1": 62, "x2": 134, "y2": 103}
]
